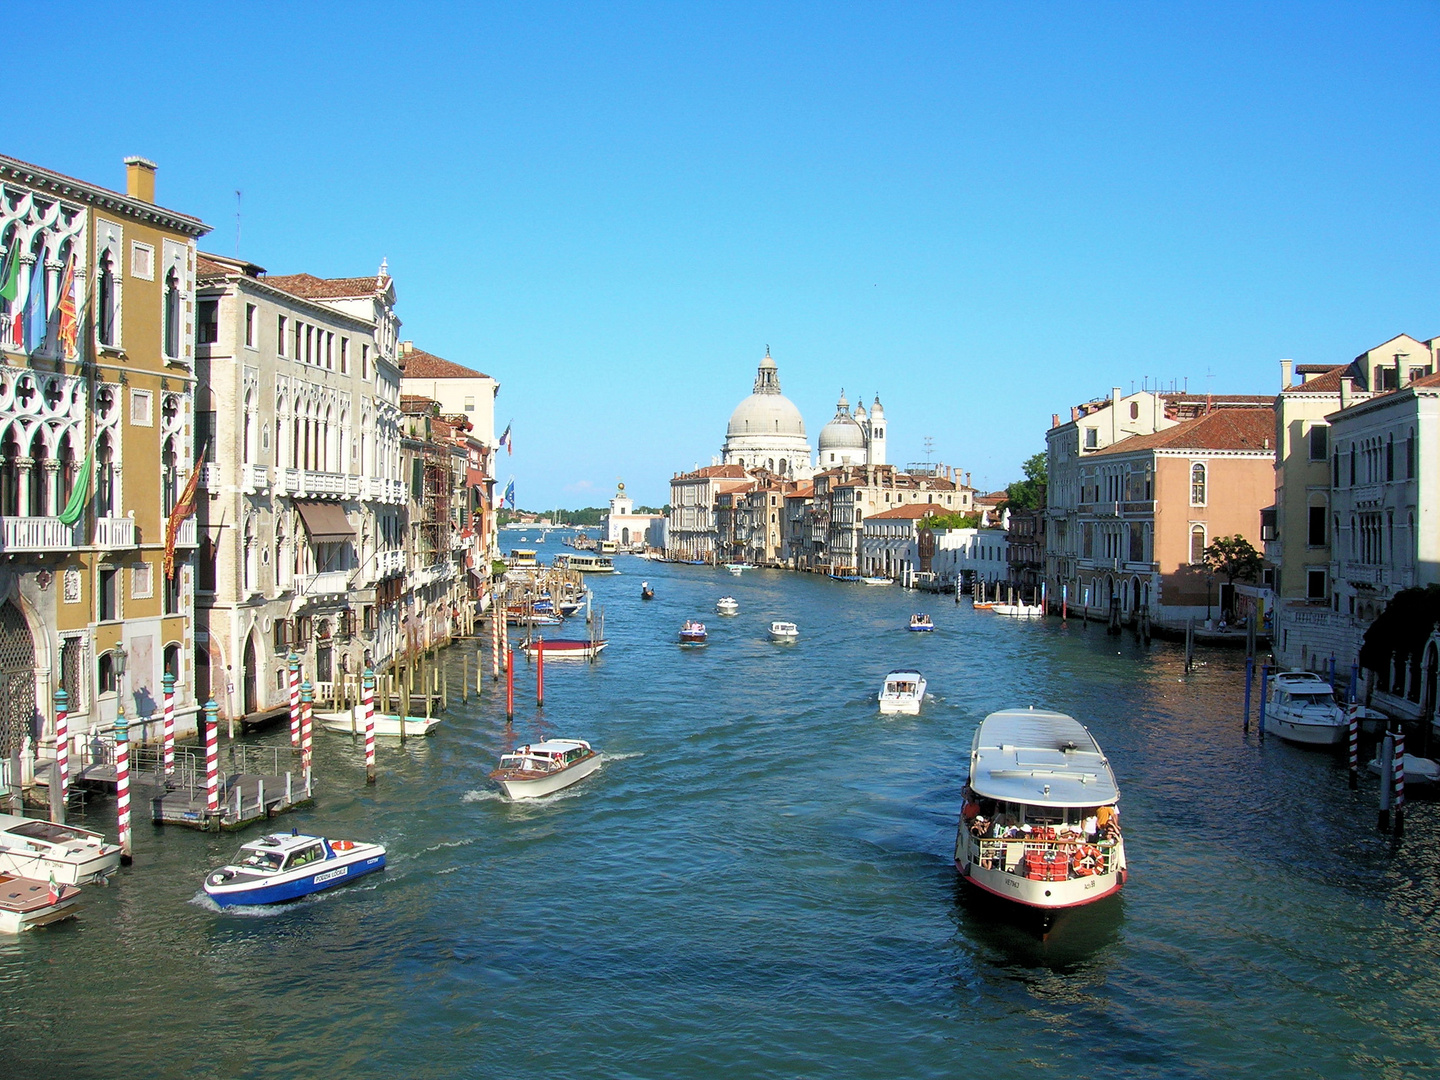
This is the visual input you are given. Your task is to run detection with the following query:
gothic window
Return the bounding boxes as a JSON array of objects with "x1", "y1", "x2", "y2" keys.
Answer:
[
  {"x1": 97, "y1": 251, "x2": 116, "y2": 346},
  {"x1": 96, "y1": 432, "x2": 116, "y2": 517},
  {"x1": 163, "y1": 267, "x2": 180, "y2": 358},
  {"x1": 1190, "y1": 463, "x2": 1207, "y2": 506}
]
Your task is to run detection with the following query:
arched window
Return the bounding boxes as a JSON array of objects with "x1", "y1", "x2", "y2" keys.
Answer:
[
  {"x1": 163, "y1": 643, "x2": 181, "y2": 683},
  {"x1": 163, "y1": 268, "x2": 180, "y2": 358},
  {"x1": 244, "y1": 388, "x2": 257, "y2": 463},
  {"x1": 98, "y1": 651, "x2": 117, "y2": 694},
  {"x1": 1190, "y1": 524, "x2": 1206, "y2": 564},
  {"x1": 97, "y1": 251, "x2": 116, "y2": 346},
  {"x1": 1190, "y1": 462, "x2": 1207, "y2": 506},
  {"x1": 0, "y1": 427, "x2": 20, "y2": 516}
]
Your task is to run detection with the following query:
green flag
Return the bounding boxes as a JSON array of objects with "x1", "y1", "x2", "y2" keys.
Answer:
[
  {"x1": 0, "y1": 237, "x2": 20, "y2": 304},
  {"x1": 57, "y1": 449, "x2": 94, "y2": 527}
]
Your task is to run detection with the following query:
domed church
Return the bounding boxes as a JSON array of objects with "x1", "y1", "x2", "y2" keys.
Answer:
[{"x1": 720, "y1": 349, "x2": 887, "y2": 478}]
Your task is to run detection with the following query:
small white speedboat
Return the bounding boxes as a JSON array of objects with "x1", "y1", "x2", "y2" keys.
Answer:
[
  {"x1": 1263, "y1": 672, "x2": 1347, "y2": 746},
  {"x1": 315, "y1": 709, "x2": 443, "y2": 736},
  {"x1": 0, "y1": 813, "x2": 122, "y2": 885},
  {"x1": 769, "y1": 620, "x2": 799, "y2": 642},
  {"x1": 909, "y1": 613, "x2": 935, "y2": 632},
  {"x1": 879, "y1": 669, "x2": 927, "y2": 715},
  {"x1": 0, "y1": 873, "x2": 81, "y2": 933},
  {"x1": 204, "y1": 832, "x2": 386, "y2": 907},
  {"x1": 1367, "y1": 753, "x2": 1440, "y2": 787},
  {"x1": 716, "y1": 597, "x2": 739, "y2": 615},
  {"x1": 727, "y1": 565, "x2": 744, "y2": 576},
  {"x1": 490, "y1": 739, "x2": 602, "y2": 800},
  {"x1": 862, "y1": 576, "x2": 893, "y2": 586},
  {"x1": 992, "y1": 603, "x2": 1043, "y2": 617}
]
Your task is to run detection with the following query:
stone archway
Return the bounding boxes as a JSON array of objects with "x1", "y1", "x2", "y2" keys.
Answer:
[{"x1": 0, "y1": 600, "x2": 37, "y2": 757}]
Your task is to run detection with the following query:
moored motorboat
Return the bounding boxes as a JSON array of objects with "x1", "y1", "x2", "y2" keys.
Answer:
[
  {"x1": 972, "y1": 601, "x2": 994, "y2": 610},
  {"x1": 506, "y1": 606, "x2": 564, "y2": 626},
  {"x1": 862, "y1": 576, "x2": 893, "y2": 586},
  {"x1": 490, "y1": 739, "x2": 602, "y2": 800},
  {"x1": 955, "y1": 708, "x2": 1128, "y2": 911},
  {"x1": 908, "y1": 613, "x2": 935, "y2": 632},
  {"x1": 315, "y1": 709, "x2": 443, "y2": 736},
  {"x1": 1367, "y1": 753, "x2": 1440, "y2": 787},
  {"x1": 1263, "y1": 671, "x2": 1348, "y2": 746},
  {"x1": 769, "y1": 620, "x2": 799, "y2": 642},
  {"x1": 716, "y1": 596, "x2": 739, "y2": 615},
  {"x1": 204, "y1": 832, "x2": 386, "y2": 907},
  {"x1": 0, "y1": 873, "x2": 81, "y2": 933},
  {"x1": 878, "y1": 669, "x2": 926, "y2": 715},
  {"x1": 991, "y1": 603, "x2": 1043, "y2": 617},
  {"x1": 519, "y1": 637, "x2": 609, "y2": 660},
  {"x1": 679, "y1": 620, "x2": 708, "y2": 646},
  {"x1": 0, "y1": 813, "x2": 122, "y2": 885}
]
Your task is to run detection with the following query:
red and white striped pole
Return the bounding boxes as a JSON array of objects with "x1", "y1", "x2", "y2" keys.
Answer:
[
  {"x1": 53, "y1": 686, "x2": 69, "y2": 823},
  {"x1": 536, "y1": 637, "x2": 545, "y2": 707},
  {"x1": 300, "y1": 679, "x2": 314, "y2": 775},
  {"x1": 362, "y1": 667, "x2": 376, "y2": 785},
  {"x1": 1393, "y1": 728, "x2": 1406, "y2": 838},
  {"x1": 114, "y1": 709, "x2": 133, "y2": 864},
  {"x1": 161, "y1": 671, "x2": 176, "y2": 776},
  {"x1": 287, "y1": 653, "x2": 301, "y2": 749},
  {"x1": 1347, "y1": 707, "x2": 1359, "y2": 790},
  {"x1": 204, "y1": 698, "x2": 220, "y2": 821},
  {"x1": 506, "y1": 646, "x2": 515, "y2": 721}
]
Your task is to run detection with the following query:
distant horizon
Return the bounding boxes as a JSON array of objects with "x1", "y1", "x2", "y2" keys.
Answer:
[{"x1": 21, "y1": 3, "x2": 1439, "y2": 508}]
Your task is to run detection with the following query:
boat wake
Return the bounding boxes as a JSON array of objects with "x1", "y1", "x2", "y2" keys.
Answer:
[
  {"x1": 602, "y1": 751, "x2": 645, "y2": 761},
  {"x1": 461, "y1": 789, "x2": 506, "y2": 803}
]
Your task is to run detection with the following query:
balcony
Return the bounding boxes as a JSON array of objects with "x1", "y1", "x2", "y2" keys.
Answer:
[
  {"x1": 0, "y1": 516, "x2": 80, "y2": 552},
  {"x1": 164, "y1": 515, "x2": 198, "y2": 548},
  {"x1": 295, "y1": 570, "x2": 351, "y2": 598},
  {"x1": 93, "y1": 516, "x2": 136, "y2": 549},
  {"x1": 273, "y1": 468, "x2": 361, "y2": 499},
  {"x1": 366, "y1": 477, "x2": 407, "y2": 504},
  {"x1": 242, "y1": 463, "x2": 269, "y2": 495}
]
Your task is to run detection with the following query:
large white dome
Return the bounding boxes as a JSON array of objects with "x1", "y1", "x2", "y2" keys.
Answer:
[
  {"x1": 728, "y1": 392, "x2": 807, "y2": 438},
  {"x1": 721, "y1": 350, "x2": 813, "y2": 478}
]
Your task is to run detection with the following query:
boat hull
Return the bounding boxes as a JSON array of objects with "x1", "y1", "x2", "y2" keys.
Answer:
[
  {"x1": 494, "y1": 753, "x2": 603, "y2": 800},
  {"x1": 879, "y1": 698, "x2": 921, "y2": 715},
  {"x1": 0, "y1": 816, "x2": 122, "y2": 885},
  {"x1": 316, "y1": 710, "x2": 442, "y2": 736},
  {"x1": 205, "y1": 846, "x2": 386, "y2": 907},
  {"x1": 0, "y1": 875, "x2": 81, "y2": 933},
  {"x1": 1263, "y1": 716, "x2": 1346, "y2": 746},
  {"x1": 521, "y1": 640, "x2": 608, "y2": 660},
  {"x1": 955, "y1": 835, "x2": 1127, "y2": 910}
]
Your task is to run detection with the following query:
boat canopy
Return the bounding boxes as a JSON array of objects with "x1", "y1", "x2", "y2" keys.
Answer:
[
  {"x1": 967, "y1": 708, "x2": 1120, "y2": 808},
  {"x1": 520, "y1": 739, "x2": 591, "y2": 755},
  {"x1": 885, "y1": 669, "x2": 922, "y2": 682}
]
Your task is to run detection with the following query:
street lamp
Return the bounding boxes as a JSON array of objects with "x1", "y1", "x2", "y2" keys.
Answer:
[{"x1": 1205, "y1": 573, "x2": 1214, "y2": 624}]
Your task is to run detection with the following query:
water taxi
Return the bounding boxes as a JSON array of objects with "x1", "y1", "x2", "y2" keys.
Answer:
[
  {"x1": 490, "y1": 739, "x2": 602, "y2": 800},
  {"x1": 315, "y1": 709, "x2": 443, "y2": 736},
  {"x1": 0, "y1": 873, "x2": 81, "y2": 933},
  {"x1": 508, "y1": 549, "x2": 540, "y2": 570},
  {"x1": 992, "y1": 602, "x2": 1043, "y2": 618},
  {"x1": 955, "y1": 708, "x2": 1127, "y2": 912},
  {"x1": 716, "y1": 596, "x2": 739, "y2": 615},
  {"x1": 878, "y1": 670, "x2": 926, "y2": 715},
  {"x1": 1263, "y1": 671, "x2": 1348, "y2": 746},
  {"x1": 908, "y1": 613, "x2": 935, "y2": 632},
  {"x1": 204, "y1": 832, "x2": 386, "y2": 907},
  {"x1": 769, "y1": 620, "x2": 799, "y2": 642},
  {"x1": 0, "y1": 813, "x2": 122, "y2": 885},
  {"x1": 555, "y1": 553, "x2": 616, "y2": 573},
  {"x1": 679, "y1": 620, "x2": 708, "y2": 647}
]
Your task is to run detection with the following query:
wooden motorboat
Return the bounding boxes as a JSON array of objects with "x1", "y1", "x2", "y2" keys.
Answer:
[
  {"x1": 0, "y1": 813, "x2": 122, "y2": 885},
  {"x1": 992, "y1": 603, "x2": 1043, "y2": 617},
  {"x1": 519, "y1": 637, "x2": 609, "y2": 660},
  {"x1": 716, "y1": 596, "x2": 739, "y2": 615},
  {"x1": 908, "y1": 613, "x2": 935, "y2": 632},
  {"x1": 679, "y1": 620, "x2": 708, "y2": 646},
  {"x1": 0, "y1": 873, "x2": 81, "y2": 933},
  {"x1": 491, "y1": 739, "x2": 602, "y2": 800},
  {"x1": 955, "y1": 708, "x2": 1128, "y2": 912},
  {"x1": 769, "y1": 620, "x2": 799, "y2": 642},
  {"x1": 204, "y1": 832, "x2": 386, "y2": 907},
  {"x1": 878, "y1": 669, "x2": 926, "y2": 715},
  {"x1": 315, "y1": 709, "x2": 443, "y2": 736}
]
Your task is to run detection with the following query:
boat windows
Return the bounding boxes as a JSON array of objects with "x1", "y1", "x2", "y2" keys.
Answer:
[
  {"x1": 239, "y1": 849, "x2": 285, "y2": 872},
  {"x1": 285, "y1": 844, "x2": 325, "y2": 870}
]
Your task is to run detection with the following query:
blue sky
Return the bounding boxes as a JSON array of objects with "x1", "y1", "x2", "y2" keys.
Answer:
[{"x1": 20, "y1": 2, "x2": 1440, "y2": 507}]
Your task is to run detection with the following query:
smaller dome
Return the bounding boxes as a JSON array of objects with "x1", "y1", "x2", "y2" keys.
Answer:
[{"x1": 819, "y1": 390, "x2": 866, "y2": 451}]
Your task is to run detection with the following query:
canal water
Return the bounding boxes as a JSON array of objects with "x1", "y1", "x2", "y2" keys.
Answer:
[{"x1": 3, "y1": 542, "x2": 1437, "y2": 1079}]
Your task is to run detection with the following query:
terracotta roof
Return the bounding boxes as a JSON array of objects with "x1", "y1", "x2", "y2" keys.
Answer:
[
  {"x1": 786, "y1": 481, "x2": 815, "y2": 498},
  {"x1": 715, "y1": 480, "x2": 755, "y2": 494},
  {"x1": 1411, "y1": 369, "x2": 1440, "y2": 389},
  {"x1": 869, "y1": 504, "x2": 937, "y2": 519},
  {"x1": 400, "y1": 347, "x2": 489, "y2": 380},
  {"x1": 1092, "y1": 407, "x2": 1276, "y2": 456},
  {"x1": 678, "y1": 464, "x2": 750, "y2": 479},
  {"x1": 196, "y1": 255, "x2": 233, "y2": 279},
  {"x1": 1284, "y1": 364, "x2": 1356, "y2": 395},
  {"x1": 400, "y1": 395, "x2": 438, "y2": 413},
  {"x1": 264, "y1": 272, "x2": 382, "y2": 300}
]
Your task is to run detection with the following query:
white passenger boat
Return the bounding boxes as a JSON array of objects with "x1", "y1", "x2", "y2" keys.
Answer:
[
  {"x1": 490, "y1": 739, "x2": 602, "y2": 800},
  {"x1": 315, "y1": 709, "x2": 443, "y2": 736},
  {"x1": 716, "y1": 596, "x2": 739, "y2": 615},
  {"x1": 769, "y1": 620, "x2": 799, "y2": 642},
  {"x1": 878, "y1": 669, "x2": 926, "y2": 715},
  {"x1": 0, "y1": 873, "x2": 81, "y2": 933},
  {"x1": 1263, "y1": 671, "x2": 1348, "y2": 746},
  {"x1": 0, "y1": 813, "x2": 122, "y2": 885},
  {"x1": 955, "y1": 708, "x2": 1127, "y2": 912},
  {"x1": 204, "y1": 832, "x2": 386, "y2": 907},
  {"x1": 556, "y1": 553, "x2": 617, "y2": 573}
]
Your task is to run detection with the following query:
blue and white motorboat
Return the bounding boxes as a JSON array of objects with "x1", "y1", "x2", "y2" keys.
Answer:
[
  {"x1": 909, "y1": 613, "x2": 935, "y2": 632},
  {"x1": 203, "y1": 831, "x2": 386, "y2": 907}
]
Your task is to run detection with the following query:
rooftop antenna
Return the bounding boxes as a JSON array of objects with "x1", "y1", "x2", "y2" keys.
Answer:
[
  {"x1": 235, "y1": 190, "x2": 242, "y2": 256},
  {"x1": 924, "y1": 435, "x2": 934, "y2": 459}
]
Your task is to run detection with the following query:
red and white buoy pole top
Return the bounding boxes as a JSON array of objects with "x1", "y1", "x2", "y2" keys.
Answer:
[
  {"x1": 114, "y1": 708, "x2": 133, "y2": 865},
  {"x1": 53, "y1": 686, "x2": 70, "y2": 815},
  {"x1": 162, "y1": 670, "x2": 176, "y2": 776},
  {"x1": 362, "y1": 667, "x2": 377, "y2": 785},
  {"x1": 204, "y1": 698, "x2": 221, "y2": 821}
]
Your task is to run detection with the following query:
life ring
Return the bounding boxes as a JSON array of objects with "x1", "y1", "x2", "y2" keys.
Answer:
[
  {"x1": 332, "y1": 840, "x2": 353, "y2": 852},
  {"x1": 1071, "y1": 845, "x2": 1098, "y2": 876}
]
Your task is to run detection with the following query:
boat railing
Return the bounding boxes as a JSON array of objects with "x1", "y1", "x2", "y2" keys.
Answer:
[{"x1": 972, "y1": 836, "x2": 1118, "y2": 879}]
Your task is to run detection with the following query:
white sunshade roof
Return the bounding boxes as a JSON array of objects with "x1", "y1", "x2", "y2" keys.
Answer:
[{"x1": 968, "y1": 708, "x2": 1120, "y2": 808}]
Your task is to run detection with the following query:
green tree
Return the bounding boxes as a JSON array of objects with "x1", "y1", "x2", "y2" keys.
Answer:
[
  {"x1": 921, "y1": 511, "x2": 981, "y2": 530},
  {"x1": 1003, "y1": 451, "x2": 1047, "y2": 511},
  {"x1": 1202, "y1": 535, "x2": 1262, "y2": 586}
]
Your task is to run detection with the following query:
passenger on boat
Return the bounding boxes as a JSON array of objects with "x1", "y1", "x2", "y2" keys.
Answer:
[{"x1": 1082, "y1": 812, "x2": 1098, "y2": 840}]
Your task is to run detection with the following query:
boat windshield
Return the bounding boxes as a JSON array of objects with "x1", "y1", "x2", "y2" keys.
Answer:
[
  {"x1": 1291, "y1": 692, "x2": 1335, "y2": 706},
  {"x1": 237, "y1": 848, "x2": 285, "y2": 872}
]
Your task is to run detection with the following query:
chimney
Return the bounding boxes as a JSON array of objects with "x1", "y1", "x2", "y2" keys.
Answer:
[
  {"x1": 1111, "y1": 386, "x2": 1121, "y2": 442},
  {"x1": 1339, "y1": 377, "x2": 1353, "y2": 411},
  {"x1": 1070, "y1": 406, "x2": 1080, "y2": 422},
  {"x1": 1280, "y1": 359, "x2": 1293, "y2": 390},
  {"x1": 1052, "y1": 413, "x2": 1060, "y2": 429},
  {"x1": 400, "y1": 340, "x2": 414, "y2": 355},
  {"x1": 124, "y1": 156, "x2": 157, "y2": 203}
]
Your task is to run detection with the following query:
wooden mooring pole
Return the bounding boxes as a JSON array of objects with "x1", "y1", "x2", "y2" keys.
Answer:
[{"x1": 1243, "y1": 656, "x2": 1253, "y2": 734}]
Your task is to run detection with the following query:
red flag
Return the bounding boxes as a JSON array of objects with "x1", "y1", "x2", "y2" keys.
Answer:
[
  {"x1": 56, "y1": 253, "x2": 78, "y2": 359},
  {"x1": 163, "y1": 456, "x2": 205, "y2": 580}
]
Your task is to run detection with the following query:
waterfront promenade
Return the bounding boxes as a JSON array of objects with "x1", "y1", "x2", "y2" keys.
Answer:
[{"x1": 3, "y1": 544, "x2": 1436, "y2": 1079}]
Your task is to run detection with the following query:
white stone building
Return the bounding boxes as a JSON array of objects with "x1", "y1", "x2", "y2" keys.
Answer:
[
  {"x1": 194, "y1": 255, "x2": 406, "y2": 720},
  {"x1": 605, "y1": 481, "x2": 665, "y2": 549},
  {"x1": 932, "y1": 527, "x2": 1010, "y2": 587},
  {"x1": 721, "y1": 350, "x2": 814, "y2": 479}
]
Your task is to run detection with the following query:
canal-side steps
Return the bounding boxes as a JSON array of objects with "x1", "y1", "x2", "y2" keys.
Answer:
[{"x1": 59, "y1": 743, "x2": 313, "y2": 832}]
